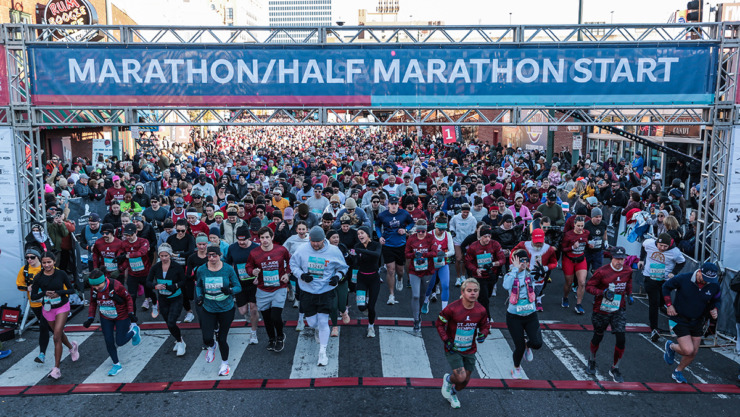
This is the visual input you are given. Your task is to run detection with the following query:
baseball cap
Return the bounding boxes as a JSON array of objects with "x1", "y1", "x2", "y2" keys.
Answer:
[
  {"x1": 701, "y1": 263, "x2": 719, "y2": 283},
  {"x1": 112, "y1": 175, "x2": 120, "y2": 182},
  {"x1": 283, "y1": 207, "x2": 294, "y2": 220},
  {"x1": 586, "y1": 196, "x2": 599, "y2": 206},
  {"x1": 388, "y1": 196, "x2": 400, "y2": 204},
  {"x1": 89, "y1": 213, "x2": 101, "y2": 222},
  {"x1": 532, "y1": 228, "x2": 545, "y2": 243},
  {"x1": 547, "y1": 190, "x2": 557, "y2": 200},
  {"x1": 452, "y1": 184, "x2": 461, "y2": 192},
  {"x1": 123, "y1": 223, "x2": 137, "y2": 235},
  {"x1": 611, "y1": 246, "x2": 627, "y2": 259}
]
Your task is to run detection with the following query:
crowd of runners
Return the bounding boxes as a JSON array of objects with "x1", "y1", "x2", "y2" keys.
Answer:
[{"x1": 7, "y1": 124, "x2": 735, "y2": 408}]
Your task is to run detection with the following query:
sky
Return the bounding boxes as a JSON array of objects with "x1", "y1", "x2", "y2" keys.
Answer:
[{"x1": 331, "y1": 0, "x2": 712, "y2": 26}]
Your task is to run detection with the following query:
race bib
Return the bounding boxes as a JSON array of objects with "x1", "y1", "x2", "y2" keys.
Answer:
[
  {"x1": 454, "y1": 327, "x2": 475, "y2": 351},
  {"x1": 100, "y1": 301, "x2": 118, "y2": 319},
  {"x1": 413, "y1": 257, "x2": 428, "y2": 271},
  {"x1": 308, "y1": 256, "x2": 326, "y2": 279},
  {"x1": 129, "y1": 257, "x2": 145, "y2": 272},
  {"x1": 236, "y1": 263, "x2": 253, "y2": 281},
  {"x1": 104, "y1": 257, "x2": 117, "y2": 270},
  {"x1": 600, "y1": 294, "x2": 622, "y2": 313},
  {"x1": 205, "y1": 276, "x2": 228, "y2": 301},
  {"x1": 514, "y1": 298, "x2": 536, "y2": 315},
  {"x1": 310, "y1": 208, "x2": 323, "y2": 215},
  {"x1": 44, "y1": 295, "x2": 61, "y2": 306},
  {"x1": 263, "y1": 269, "x2": 280, "y2": 287},
  {"x1": 356, "y1": 290, "x2": 366, "y2": 306},
  {"x1": 476, "y1": 253, "x2": 492, "y2": 267},
  {"x1": 434, "y1": 256, "x2": 446, "y2": 268},
  {"x1": 157, "y1": 278, "x2": 181, "y2": 297},
  {"x1": 649, "y1": 262, "x2": 666, "y2": 280},
  {"x1": 589, "y1": 238, "x2": 602, "y2": 249},
  {"x1": 351, "y1": 269, "x2": 358, "y2": 284}
]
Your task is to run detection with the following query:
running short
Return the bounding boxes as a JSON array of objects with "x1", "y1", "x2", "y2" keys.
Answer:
[
  {"x1": 299, "y1": 290, "x2": 335, "y2": 316},
  {"x1": 236, "y1": 280, "x2": 257, "y2": 307},
  {"x1": 256, "y1": 287, "x2": 287, "y2": 311},
  {"x1": 445, "y1": 350, "x2": 476, "y2": 373},
  {"x1": 42, "y1": 302, "x2": 71, "y2": 323},
  {"x1": 562, "y1": 255, "x2": 588, "y2": 275},
  {"x1": 382, "y1": 245, "x2": 406, "y2": 266},
  {"x1": 591, "y1": 308, "x2": 627, "y2": 334},
  {"x1": 673, "y1": 320, "x2": 704, "y2": 338}
]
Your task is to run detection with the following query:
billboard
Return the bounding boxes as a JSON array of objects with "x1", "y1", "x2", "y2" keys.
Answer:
[{"x1": 28, "y1": 44, "x2": 718, "y2": 107}]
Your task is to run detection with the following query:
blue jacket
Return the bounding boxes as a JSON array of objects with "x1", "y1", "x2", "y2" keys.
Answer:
[
  {"x1": 662, "y1": 271, "x2": 721, "y2": 322},
  {"x1": 375, "y1": 209, "x2": 414, "y2": 248},
  {"x1": 631, "y1": 156, "x2": 644, "y2": 176}
]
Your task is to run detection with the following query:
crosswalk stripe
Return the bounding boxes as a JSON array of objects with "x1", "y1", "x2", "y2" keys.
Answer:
[
  {"x1": 84, "y1": 330, "x2": 171, "y2": 384},
  {"x1": 378, "y1": 326, "x2": 432, "y2": 378},
  {"x1": 476, "y1": 329, "x2": 527, "y2": 379},
  {"x1": 0, "y1": 332, "x2": 93, "y2": 387},
  {"x1": 290, "y1": 327, "x2": 340, "y2": 379},
  {"x1": 183, "y1": 328, "x2": 252, "y2": 381},
  {"x1": 542, "y1": 329, "x2": 608, "y2": 381}
]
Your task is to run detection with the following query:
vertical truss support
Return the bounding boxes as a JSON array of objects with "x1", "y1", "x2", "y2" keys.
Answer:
[{"x1": 696, "y1": 22, "x2": 740, "y2": 262}]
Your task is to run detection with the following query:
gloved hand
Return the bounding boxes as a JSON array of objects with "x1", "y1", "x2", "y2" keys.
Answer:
[
  {"x1": 166, "y1": 284, "x2": 178, "y2": 293},
  {"x1": 628, "y1": 295, "x2": 634, "y2": 305},
  {"x1": 444, "y1": 339, "x2": 455, "y2": 351},
  {"x1": 603, "y1": 288, "x2": 615, "y2": 302},
  {"x1": 128, "y1": 313, "x2": 138, "y2": 323},
  {"x1": 301, "y1": 272, "x2": 314, "y2": 283},
  {"x1": 329, "y1": 274, "x2": 340, "y2": 286},
  {"x1": 100, "y1": 265, "x2": 107, "y2": 273},
  {"x1": 110, "y1": 291, "x2": 125, "y2": 305},
  {"x1": 83, "y1": 317, "x2": 94, "y2": 328},
  {"x1": 533, "y1": 263, "x2": 546, "y2": 279},
  {"x1": 450, "y1": 230, "x2": 457, "y2": 238},
  {"x1": 221, "y1": 286, "x2": 232, "y2": 295},
  {"x1": 476, "y1": 332, "x2": 487, "y2": 344},
  {"x1": 115, "y1": 254, "x2": 127, "y2": 264},
  {"x1": 515, "y1": 216, "x2": 522, "y2": 224},
  {"x1": 196, "y1": 296, "x2": 204, "y2": 306}
]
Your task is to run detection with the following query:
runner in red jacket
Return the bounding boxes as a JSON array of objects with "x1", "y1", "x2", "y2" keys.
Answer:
[
  {"x1": 464, "y1": 226, "x2": 505, "y2": 320},
  {"x1": 404, "y1": 219, "x2": 439, "y2": 331},
  {"x1": 92, "y1": 223, "x2": 125, "y2": 281},
  {"x1": 121, "y1": 223, "x2": 154, "y2": 312}
]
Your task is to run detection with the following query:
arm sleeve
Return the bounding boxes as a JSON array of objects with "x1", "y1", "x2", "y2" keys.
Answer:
[
  {"x1": 146, "y1": 265, "x2": 157, "y2": 289},
  {"x1": 464, "y1": 247, "x2": 477, "y2": 272},
  {"x1": 88, "y1": 289, "x2": 98, "y2": 318},
  {"x1": 30, "y1": 276, "x2": 43, "y2": 300},
  {"x1": 662, "y1": 275, "x2": 680, "y2": 298},
  {"x1": 195, "y1": 268, "x2": 204, "y2": 299},
  {"x1": 502, "y1": 270, "x2": 517, "y2": 291},
  {"x1": 59, "y1": 272, "x2": 75, "y2": 296},
  {"x1": 445, "y1": 233, "x2": 455, "y2": 257},
  {"x1": 435, "y1": 307, "x2": 452, "y2": 342},
  {"x1": 585, "y1": 270, "x2": 603, "y2": 296},
  {"x1": 16, "y1": 269, "x2": 28, "y2": 291}
]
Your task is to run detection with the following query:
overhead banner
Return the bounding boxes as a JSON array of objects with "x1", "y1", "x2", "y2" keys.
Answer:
[{"x1": 28, "y1": 44, "x2": 717, "y2": 107}]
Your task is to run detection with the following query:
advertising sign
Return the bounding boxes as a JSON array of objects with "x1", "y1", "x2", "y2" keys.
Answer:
[
  {"x1": 502, "y1": 110, "x2": 548, "y2": 151},
  {"x1": 92, "y1": 137, "x2": 113, "y2": 161},
  {"x1": 0, "y1": 127, "x2": 26, "y2": 308},
  {"x1": 721, "y1": 126, "x2": 740, "y2": 271},
  {"x1": 29, "y1": 44, "x2": 718, "y2": 107},
  {"x1": 44, "y1": 0, "x2": 99, "y2": 40}
]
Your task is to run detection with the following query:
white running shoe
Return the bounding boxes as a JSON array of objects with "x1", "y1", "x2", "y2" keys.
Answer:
[
  {"x1": 151, "y1": 304, "x2": 159, "y2": 319},
  {"x1": 296, "y1": 319, "x2": 305, "y2": 332},
  {"x1": 525, "y1": 347, "x2": 533, "y2": 362},
  {"x1": 141, "y1": 298, "x2": 151, "y2": 311},
  {"x1": 293, "y1": 299, "x2": 299, "y2": 309},
  {"x1": 367, "y1": 326, "x2": 376, "y2": 338},
  {"x1": 441, "y1": 373, "x2": 452, "y2": 400},
  {"x1": 387, "y1": 294, "x2": 398, "y2": 305},
  {"x1": 511, "y1": 367, "x2": 524, "y2": 379},
  {"x1": 317, "y1": 349, "x2": 329, "y2": 366},
  {"x1": 205, "y1": 342, "x2": 217, "y2": 363},
  {"x1": 249, "y1": 332, "x2": 259, "y2": 345},
  {"x1": 176, "y1": 341, "x2": 187, "y2": 357},
  {"x1": 218, "y1": 363, "x2": 230, "y2": 376},
  {"x1": 173, "y1": 341, "x2": 179, "y2": 352},
  {"x1": 395, "y1": 277, "x2": 404, "y2": 292},
  {"x1": 287, "y1": 287, "x2": 295, "y2": 302},
  {"x1": 183, "y1": 311, "x2": 195, "y2": 323},
  {"x1": 448, "y1": 393, "x2": 461, "y2": 409}
]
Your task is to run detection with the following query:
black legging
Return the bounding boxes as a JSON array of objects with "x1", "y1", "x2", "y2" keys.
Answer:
[
  {"x1": 31, "y1": 306, "x2": 53, "y2": 354},
  {"x1": 261, "y1": 307, "x2": 284, "y2": 341},
  {"x1": 644, "y1": 275, "x2": 663, "y2": 331},
  {"x1": 356, "y1": 272, "x2": 381, "y2": 324},
  {"x1": 157, "y1": 295, "x2": 183, "y2": 342},
  {"x1": 198, "y1": 306, "x2": 235, "y2": 361},
  {"x1": 477, "y1": 278, "x2": 495, "y2": 320},
  {"x1": 182, "y1": 279, "x2": 196, "y2": 312},
  {"x1": 506, "y1": 312, "x2": 543, "y2": 367},
  {"x1": 127, "y1": 273, "x2": 157, "y2": 307}
]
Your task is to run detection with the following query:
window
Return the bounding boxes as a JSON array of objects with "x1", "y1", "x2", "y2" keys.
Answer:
[{"x1": 227, "y1": 7, "x2": 233, "y2": 19}]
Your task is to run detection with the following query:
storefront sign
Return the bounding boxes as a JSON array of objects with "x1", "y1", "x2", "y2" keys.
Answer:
[
  {"x1": 92, "y1": 138, "x2": 113, "y2": 161},
  {"x1": 44, "y1": 0, "x2": 99, "y2": 40}
]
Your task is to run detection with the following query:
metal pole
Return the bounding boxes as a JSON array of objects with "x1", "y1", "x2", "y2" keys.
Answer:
[{"x1": 578, "y1": 0, "x2": 584, "y2": 41}]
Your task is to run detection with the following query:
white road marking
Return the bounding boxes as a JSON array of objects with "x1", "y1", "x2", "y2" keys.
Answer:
[
  {"x1": 183, "y1": 328, "x2": 252, "y2": 381},
  {"x1": 475, "y1": 329, "x2": 526, "y2": 379},
  {"x1": 0, "y1": 332, "x2": 93, "y2": 386},
  {"x1": 290, "y1": 327, "x2": 339, "y2": 379},
  {"x1": 84, "y1": 330, "x2": 170, "y2": 383},
  {"x1": 378, "y1": 326, "x2": 433, "y2": 378}
]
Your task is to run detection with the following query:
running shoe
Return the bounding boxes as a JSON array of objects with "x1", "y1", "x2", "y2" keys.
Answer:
[
  {"x1": 436, "y1": 285, "x2": 441, "y2": 296},
  {"x1": 395, "y1": 277, "x2": 404, "y2": 292},
  {"x1": 413, "y1": 320, "x2": 421, "y2": 333},
  {"x1": 206, "y1": 342, "x2": 217, "y2": 363},
  {"x1": 430, "y1": 293, "x2": 438, "y2": 303},
  {"x1": 331, "y1": 326, "x2": 339, "y2": 337},
  {"x1": 574, "y1": 304, "x2": 585, "y2": 315},
  {"x1": 0, "y1": 350, "x2": 11, "y2": 360},
  {"x1": 293, "y1": 299, "x2": 299, "y2": 308},
  {"x1": 367, "y1": 326, "x2": 376, "y2": 338},
  {"x1": 341, "y1": 310, "x2": 351, "y2": 324},
  {"x1": 571, "y1": 283, "x2": 577, "y2": 293},
  {"x1": 561, "y1": 297, "x2": 569, "y2": 308},
  {"x1": 173, "y1": 341, "x2": 179, "y2": 352},
  {"x1": 287, "y1": 287, "x2": 295, "y2": 302},
  {"x1": 296, "y1": 319, "x2": 305, "y2": 332},
  {"x1": 524, "y1": 347, "x2": 533, "y2": 362},
  {"x1": 317, "y1": 349, "x2": 329, "y2": 366},
  {"x1": 511, "y1": 367, "x2": 524, "y2": 379},
  {"x1": 441, "y1": 373, "x2": 452, "y2": 400},
  {"x1": 218, "y1": 363, "x2": 230, "y2": 376},
  {"x1": 176, "y1": 341, "x2": 187, "y2": 357},
  {"x1": 108, "y1": 363, "x2": 123, "y2": 376},
  {"x1": 536, "y1": 302, "x2": 543, "y2": 312},
  {"x1": 650, "y1": 329, "x2": 660, "y2": 343},
  {"x1": 70, "y1": 341, "x2": 79, "y2": 362},
  {"x1": 492, "y1": 285, "x2": 497, "y2": 297},
  {"x1": 455, "y1": 277, "x2": 464, "y2": 287},
  {"x1": 183, "y1": 311, "x2": 195, "y2": 323},
  {"x1": 151, "y1": 303, "x2": 159, "y2": 319},
  {"x1": 141, "y1": 298, "x2": 151, "y2": 311},
  {"x1": 586, "y1": 359, "x2": 596, "y2": 375},
  {"x1": 274, "y1": 334, "x2": 285, "y2": 352},
  {"x1": 267, "y1": 339, "x2": 276, "y2": 351},
  {"x1": 448, "y1": 393, "x2": 461, "y2": 409},
  {"x1": 387, "y1": 294, "x2": 398, "y2": 305},
  {"x1": 664, "y1": 340, "x2": 675, "y2": 365},
  {"x1": 609, "y1": 366, "x2": 624, "y2": 383},
  {"x1": 421, "y1": 301, "x2": 430, "y2": 314},
  {"x1": 35, "y1": 352, "x2": 45, "y2": 363},
  {"x1": 48, "y1": 367, "x2": 61, "y2": 380},
  {"x1": 249, "y1": 332, "x2": 259, "y2": 345},
  {"x1": 130, "y1": 323, "x2": 141, "y2": 346},
  {"x1": 672, "y1": 369, "x2": 687, "y2": 384}
]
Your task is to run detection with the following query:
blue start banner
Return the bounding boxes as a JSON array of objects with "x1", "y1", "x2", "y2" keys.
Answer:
[{"x1": 28, "y1": 44, "x2": 717, "y2": 107}]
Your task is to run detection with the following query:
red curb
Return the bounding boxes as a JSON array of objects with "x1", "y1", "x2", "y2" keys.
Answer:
[
  {"x1": 467, "y1": 379, "x2": 505, "y2": 388},
  {"x1": 547, "y1": 323, "x2": 586, "y2": 331},
  {"x1": 284, "y1": 321, "x2": 298, "y2": 327},
  {"x1": 265, "y1": 379, "x2": 311, "y2": 389},
  {"x1": 421, "y1": 320, "x2": 435, "y2": 327},
  {"x1": 646, "y1": 383, "x2": 698, "y2": 393},
  {"x1": 396, "y1": 320, "x2": 414, "y2": 326},
  {"x1": 313, "y1": 377, "x2": 359, "y2": 387},
  {"x1": 120, "y1": 382, "x2": 170, "y2": 392},
  {"x1": 624, "y1": 326, "x2": 651, "y2": 333},
  {"x1": 490, "y1": 322, "x2": 507, "y2": 329},
  {"x1": 551, "y1": 380, "x2": 601, "y2": 390},
  {"x1": 373, "y1": 319, "x2": 396, "y2": 326},
  {"x1": 169, "y1": 380, "x2": 216, "y2": 391},
  {"x1": 693, "y1": 384, "x2": 740, "y2": 394},
  {"x1": 217, "y1": 379, "x2": 263, "y2": 389},
  {"x1": 599, "y1": 381, "x2": 649, "y2": 391},
  {"x1": 66, "y1": 325, "x2": 99, "y2": 332},
  {"x1": 72, "y1": 383, "x2": 122, "y2": 393},
  {"x1": 25, "y1": 384, "x2": 75, "y2": 395},
  {"x1": 363, "y1": 377, "x2": 407, "y2": 386},
  {"x1": 409, "y1": 378, "x2": 443, "y2": 387},
  {"x1": 504, "y1": 379, "x2": 552, "y2": 389},
  {"x1": 0, "y1": 386, "x2": 28, "y2": 396}
]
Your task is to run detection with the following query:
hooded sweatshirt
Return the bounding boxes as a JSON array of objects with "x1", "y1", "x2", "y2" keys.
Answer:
[{"x1": 290, "y1": 240, "x2": 349, "y2": 294}]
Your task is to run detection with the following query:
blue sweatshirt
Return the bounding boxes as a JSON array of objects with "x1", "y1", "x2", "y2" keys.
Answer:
[
  {"x1": 290, "y1": 240, "x2": 349, "y2": 294},
  {"x1": 375, "y1": 208, "x2": 414, "y2": 248},
  {"x1": 662, "y1": 271, "x2": 721, "y2": 322}
]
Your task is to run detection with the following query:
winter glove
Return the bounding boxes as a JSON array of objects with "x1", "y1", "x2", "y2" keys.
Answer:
[
  {"x1": 603, "y1": 288, "x2": 615, "y2": 302},
  {"x1": 221, "y1": 286, "x2": 232, "y2": 295},
  {"x1": 301, "y1": 272, "x2": 314, "y2": 283},
  {"x1": 515, "y1": 216, "x2": 522, "y2": 224},
  {"x1": 128, "y1": 312, "x2": 138, "y2": 323},
  {"x1": 329, "y1": 274, "x2": 340, "y2": 286},
  {"x1": 476, "y1": 332, "x2": 487, "y2": 344},
  {"x1": 628, "y1": 295, "x2": 634, "y2": 305},
  {"x1": 444, "y1": 339, "x2": 455, "y2": 351},
  {"x1": 83, "y1": 317, "x2": 94, "y2": 328}
]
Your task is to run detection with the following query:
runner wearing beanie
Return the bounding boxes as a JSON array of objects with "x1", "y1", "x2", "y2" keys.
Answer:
[
  {"x1": 84, "y1": 269, "x2": 141, "y2": 376},
  {"x1": 195, "y1": 245, "x2": 241, "y2": 376},
  {"x1": 16, "y1": 248, "x2": 49, "y2": 363},
  {"x1": 225, "y1": 225, "x2": 260, "y2": 345},
  {"x1": 246, "y1": 227, "x2": 292, "y2": 352},
  {"x1": 353, "y1": 226, "x2": 383, "y2": 337},
  {"x1": 584, "y1": 207, "x2": 608, "y2": 273},
  {"x1": 585, "y1": 247, "x2": 633, "y2": 383},
  {"x1": 290, "y1": 226, "x2": 349, "y2": 366},
  {"x1": 92, "y1": 223, "x2": 124, "y2": 282},
  {"x1": 121, "y1": 223, "x2": 155, "y2": 313},
  {"x1": 662, "y1": 262, "x2": 721, "y2": 383},
  {"x1": 464, "y1": 225, "x2": 505, "y2": 321},
  {"x1": 510, "y1": 228, "x2": 558, "y2": 312},
  {"x1": 405, "y1": 219, "x2": 439, "y2": 332},
  {"x1": 146, "y1": 243, "x2": 187, "y2": 356},
  {"x1": 503, "y1": 250, "x2": 543, "y2": 379},
  {"x1": 639, "y1": 232, "x2": 686, "y2": 341}
]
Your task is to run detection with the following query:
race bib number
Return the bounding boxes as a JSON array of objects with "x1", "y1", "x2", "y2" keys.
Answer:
[
  {"x1": 514, "y1": 298, "x2": 535, "y2": 315},
  {"x1": 205, "y1": 276, "x2": 228, "y2": 300},
  {"x1": 263, "y1": 269, "x2": 280, "y2": 287},
  {"x1": 589, "y1": 238, "x2": 602, "y2": 249},
  {"x1": 600, "y1": 294, "x2": 622, "y2": 313},
  {"x1": 356, "y1": 290, "x2": 366, "y2": 306},
  {"x1": 236, "y1": 263, "x2": 252, "y2": 281},
  {"x1": 100, "y1": 302, "x2": 118, "y2": 319},
  {"x1": 129, "y1": 257, "x2": 145, "y2": 272},
  {"x1": 308, "y1": 256, "x2": 326, "y2": 279},
  {"x1": 104, "y1": 257, "x2": 117, "y2": 270},
  {"x1": 649, "y1": 263, "x2": 666, "y2": 280},
  {"x1": 476, "y1": 253, "x2": 492, "y2": 267},
  {"x1": 454, "y1": 327, "x2": 475, "y2": 351},
  {"x1": 434, "y1": 256, "x2": 446, "y2": 268},
  {"x1": 44, "y1": 295, "x2": 61, "y2": 306}
]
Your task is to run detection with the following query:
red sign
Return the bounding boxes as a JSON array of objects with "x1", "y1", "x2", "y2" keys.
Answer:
[
  {"x1": 0, "y1": 46, "x2": 8, "y2": 106},
  {"x1": 442, "y1": 126, "x2": 457, "y2": 144},
  {"x1": 44, "y1": 0, "x2": 99, "y2": 40}
]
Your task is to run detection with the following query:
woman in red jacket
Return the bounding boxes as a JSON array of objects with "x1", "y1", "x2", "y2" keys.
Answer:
[
  {"x1": 561, "y1": 216, "x2": 590, "y2": 315},
  {"x1": 405, "y1": 219, "x2": 438, "y2": 333}
]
